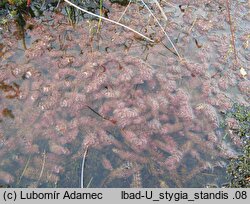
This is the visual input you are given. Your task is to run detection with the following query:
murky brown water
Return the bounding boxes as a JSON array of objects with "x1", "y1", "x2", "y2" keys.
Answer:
[{"x1": 0, "y1": 0, "x2": 249, "y2": 187}]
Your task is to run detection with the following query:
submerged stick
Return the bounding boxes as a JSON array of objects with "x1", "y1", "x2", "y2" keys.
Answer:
[
  {"x1": 118, "y1": 0, "x2": 132, "y2": 22},
  {"x1": 81, "y1": 146, "x2": 89, "y2": 188},
  {"x1": 64, "y1": 0, "x2": 154, "y2": 42},
  {"x1": 17, "y1": 155, "x2": 31, "y2": 185},
  {"x1": 38, "y1": 150, "x2": 46, "y2": 183},
  {"x1": 226, "y1": 0, "x2": 238, "y2": 66},
  {"x1": 86, "y1": 177, "x2": 93, "y2": 188},
  {"x1": 153, "y1": 0, "x2": 168, "y2": 22}
]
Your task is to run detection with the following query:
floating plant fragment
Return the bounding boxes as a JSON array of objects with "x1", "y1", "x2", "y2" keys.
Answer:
[{"x1": 240, "y1": 67, "x2": 247, "y2": 78}]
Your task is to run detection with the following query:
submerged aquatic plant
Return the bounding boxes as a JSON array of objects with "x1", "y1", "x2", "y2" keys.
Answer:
[
  {"x1": 65, "y1": 4, "x2": 77, "y2": 26},
  {"x1": 0, "y1": 0, "x2": 249, "y2": 188},
  {"x1": 97, "y1": 0, "x2": 103, "y2": 32}
]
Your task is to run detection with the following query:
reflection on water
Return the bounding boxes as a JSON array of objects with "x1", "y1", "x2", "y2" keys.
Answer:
[{"x1": 0, "y1": 0, "x2": 249, "y2": 187}]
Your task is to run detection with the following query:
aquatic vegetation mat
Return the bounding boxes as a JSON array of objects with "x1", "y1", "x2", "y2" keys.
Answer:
[
  {"x1": 0, "y1": 0, "x2": 249, "y2": 187},
  {"x1": 223, "y1": 104, "x2": 250, "y2": 188}
]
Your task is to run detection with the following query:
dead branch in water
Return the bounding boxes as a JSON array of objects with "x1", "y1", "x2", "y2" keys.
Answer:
[
  {"x1": 17, "y1": 155, "x2": 31, "y2": 185},
  {"x1": 226, "y1": 0, "x2": 238, "y2": 66}
]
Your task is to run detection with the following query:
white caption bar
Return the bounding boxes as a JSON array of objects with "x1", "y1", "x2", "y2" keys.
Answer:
[{"x1": 0, "y1": 189, "x2": 249, "y2": 204}]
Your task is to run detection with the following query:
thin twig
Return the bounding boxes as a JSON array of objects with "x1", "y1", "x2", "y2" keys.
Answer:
[
  {"x1": 56, "y1": 0, "x2": 61, "y2": 9},
  {"x1": 17, "y1": 154, "x2": 31, "y2": 185},
  {"x1": 81, "y1": 145, "x2": 89, "y2": 188},
  {"x1": 118, "y1": 0, "x2": 132, "y2": 22},
  {"x1": 86, "y1": 105, "x2": 116, "y2": 124},
  {"x1": 226, "y1": 0, "x2": 238, "y2": 66},
  {"x1": 188, "y1": 17, "x2": 197, "y2": 34},
  {"x1": 153, "y1": 0, "x2": 168, "y2": 22},
  {"x1": 86, "y1": 177, "x2": 93, "y2": 188},
  {"x1": 64, "y1": 0, "x2": 154, "y2": 42},
  {"x1": 161, "y1": 0, "x2": 177, "y2": 8},
  {"x1": 38, "y1": 150, "x2": 46, "y2": 183},
  {"x1": 139, "y1": 0, "x2": 182, "y2": 59}
]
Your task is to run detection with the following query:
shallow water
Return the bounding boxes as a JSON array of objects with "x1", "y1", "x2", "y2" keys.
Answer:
[{"x1": 0, "y1": 0, "x2": 249, "y2": 187}]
